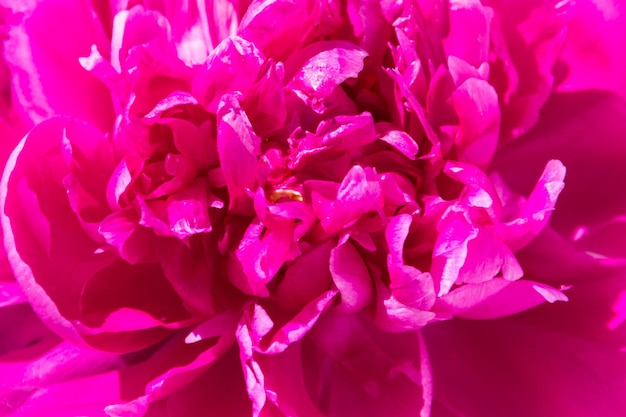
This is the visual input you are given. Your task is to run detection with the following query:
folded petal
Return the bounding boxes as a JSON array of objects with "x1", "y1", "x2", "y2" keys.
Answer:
[{"x1": 217, "y1": 94, "x2": 261, "y2": 214}]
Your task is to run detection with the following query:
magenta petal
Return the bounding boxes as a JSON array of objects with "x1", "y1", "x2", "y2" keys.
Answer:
[
  {"x1": 235, "y1": 218, "x2": 298, "y2": 296},
  {"x1": 217, "y1": 93, "x2": 261, "y2": 214},
  {"x1": 289, "y1": 112, "x2": 378, "y2": 169},
  {"x1": 261, "y1": 289, "x2": 338, "y2": 354},
  {"x1": 431, "y1": 209, "x2": 478, "y2": 296},
  {"x1": 444, "y1": 161, "x2": 502, "y2": 219},
  {"x1": 500, "y1": 159, "x2": 566, "y2": 251},
  {"x1": 1, "y1": 118, "x2": 111, "y2": 346},
  {"x1": 254, "y1": 344, "x2": 327, "y2": 417},
  {"x1": 142, "y1": 333, "x2": 236, "y2": 404},
  {"x1": 242, "y1": 61, "x2": 287, "y2": 137},
  {"x1": 558, "y1": 0, "x2": 626, "y2": 100},
  {"x1": 286, "y1": 41, "x2": 368, "y2": 101},
  {"x1": 330, "y1": 240, "x2": 373, "y2": 312},
  {"x1": 112, "y1": 6, "x2": 171, "y2": 73},
  {"x1": 375, "y1": 283, "x2": 437, "y2": 332},
  {"x1": 386, "y1": 215, "x2": 436, "y2": 310},
  {"x1": 0, "y1": 281, "x2": 26, "y2": 308},
  {"x1": 5, "y1": 372, "x2": 123, "y2": 417},
  {"x1": 98, "y1": 211, "x2": 140, "y2": 262},
  {"x1": 424, "y1": 305, "x2": 626, "y2": 417},
  {"x1": 277, "y1": 241, "x2": 333, "y2": 312},
  {"x1": 2, "y1": 0, "x2": 114, "y2": 130},
  {"x1": 238, "y1": 0, "x2": 320, "y2": 60},
  {"x1": 0, "y1": 302, "x2": 59, "y2": 359},
  {"x1": 166, "y1": 178, "x2": 213, "y2": 238},
  {"x1": 493, "y1": 92, "x2": 626, "y2": 241},
  {"x1": 307, "y1": 310, "x2": 432, "y2": 416},
  {"x1": 444, "y1": 0, "x2": 491, "y2": 68},
  {"x1": 145, "y1": 348, "x2": 251, "y2": 417},
  {"x1": 449, "y1": 77, "x2": 500, "y2": 169},
  {"x1": 236, "y1": 292, "x2": 337, "y2": 415},
  {"x1": 109, "y1": 329, "x2": 238, "y2": 415},
  {"x1": 0, "y1": 340, "x2": 122, "y2": 416},
  {"x1": 315, "y1": 165, "x2": 382, "y2": 234},
  {"x1": 378, "y1": 129, "x2": 419, "y2": 160},
  {"x1": 436, "y1": 278, "x2": 567, "y2": 319},
  {"x1": 78, "y1": 260, "x2": 192, "y2": 332},
  {"x1": 193, "y1": 36, "x2": 265, "y2": 113},
  {"x1": 160, "y1": 235, "x2": 224, "y2": 317}
]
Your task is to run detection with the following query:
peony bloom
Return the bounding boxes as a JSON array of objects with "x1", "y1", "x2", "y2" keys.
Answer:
[{"x1": 0, "y1": 0, "x2": 624, "y2": 416}]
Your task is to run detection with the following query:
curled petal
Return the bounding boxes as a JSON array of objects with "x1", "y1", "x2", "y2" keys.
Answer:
[
  {"x1": 217, "y1": 94, "x2": 261, "y2": 214},
  {"x1": 193, "y1": 36, "x2": 265, "y2": 113},
  {"x1": 436, "y1": 278, "x2": 567, "y2": 319}
]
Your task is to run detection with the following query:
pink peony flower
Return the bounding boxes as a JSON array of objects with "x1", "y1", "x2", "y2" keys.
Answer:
[{"x1": 0, "y1": 0, "x2": 624, "y2": 416}]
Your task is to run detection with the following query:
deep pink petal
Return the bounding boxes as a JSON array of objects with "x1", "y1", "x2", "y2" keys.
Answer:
[
  {"x1": 311, "y1": 165, "x2": 382, "y2": 234},
  {"x1": 444, "y1": 0, "x2": 491, "y2": 68},
  {"x1": 286, "y1": 41, "x2": 368, "y2": 102},
  {"x1": 217, "y1": 93, "x2": 261, "y2": 214},
  {"x1": 306, "y1": 310, "x2": 432, "y2": 416},
  {"x1": 424, "y1": 309, "x2": 626, "y2": 417},
  {"x1": 1, "y1": 118, "x2": 112, "y2": 347},
  {"x1": 386, "y1": 215, "x2": 436, "y2": 310},
  {"x1": 378, "y1": 128, "x2": 419, "y2": 160},
  {"x1": 492, "y1": 92, "x2": 623, "y2": 246},
  {"x1": 330, "y1": 239, "x2": 373, "y2": 312},
  {"x1": 142, "y1": 347, "x2": 251, "y2": 417},
  {"x1": 239, "y1": 0, "x2": 321, "y2": 60},
  {"x1": 0, "y1": 339, "x2": 122, "y2": 416},
  {"x1": 193, "y1": 36, "x2": 265, "y2": 113},
  {"x1": 557, "y1": 0, "x2": 626, "y2": 101},
  {"x1": 277, "y1": 240, "x2": 334, "y2": 313},
  {"x1": 0, "y1": 281, "x2": 25, "y2": 308},
  {"x1": 449, "y1": 77, "x2": 500, "y2": 169},
  {"x1": 500, "y1": 159, "x2": 566, "y2": 251},
  {"x1": 1, "y1": 0, "x2": 114, "y2": 131},
  {"x1": 436, "y1": 278, "x2": 567, "y2": 319}
]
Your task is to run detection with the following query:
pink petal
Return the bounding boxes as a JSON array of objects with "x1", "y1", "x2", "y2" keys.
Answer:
[
  {"x1": 312, "y1": 165, "x2": 382, "y2": 234},
  {"x1": 330, "y1": 239, "x2": 374, "y2": 312},
  {"x1": 386, "y1": 215, "x2": 436, "y2": 310},
  {"x1": 1, "y1": 118, "x2": 112, "y2": 347},
  {"x1": 143, "y1": 348, "x2": 251, "y2": 417},
  {"x1": 260, "y1": 289, "x2": 338, "y2": 354},
  {"x1": 286, "y1": 40, "x2": 368, "y2": 102},
  {"x1": 217, "y1": 93, "x2": 261, "y2": 214},
  {"x1": 166, "y1": 178, "x2": 213, "y2": 238},
  {"x1": 78, "y1": 261, "x2": 192, "y2": 333},
  {"x1": 239, "y1": 0, "x2": 321, "y2": 60},
  {"x1": 378, "y1": 128, "x2": 419, "y2": 160},
  {"x1": 431, "y1": 209, "x2": 478, "y2": 296},
  {"x1": 277, "y1": 241, "x2": 334, "y2": 313},
  {"x1": 193, "y1": 36, "x2": 265, "y2": 113},
  {"x1": 234, "y1": 218, "x2": 298, "y2": 296},
  {"x1": 0, "y1": 281, "x2": 25, "y2": 308},
  {"x1": 557, "y1": 0, "x2": 626, "y2": 100},
  {"x1": 501, "y1": 159, "x2": 566, "y2": 251},
  {"x1": 0, "y1": 340, "x2": 122, "y2": 416},
  {"x1": 289, "y1": 112, "x2": 378, "y2": 169},
  {"x1": 449, "y1": 77, "x2": 500, "y2": 169},
  {"x1": 444, "y1": 0, "x2": 491, "y2": 68},
  {"x1": 491, "y1": 92, "x2": 613, "y2": 244},
  {"x1": 444, "y1": 161, "x2": 502, "y2": 221},
  {"x1": 436, "y1": 278, "x2": 567, "y2": 319},
  {"x1": 111, "y1": 6, "x2": 171, "y2": 73},
  {"x1": 424, "y1": 305, "x2": 626, "y2": 417},
  {"x1": 2, "y1": 0, "x2": 114, "y2": 131},
  {"x1": 306, "y1": 310, "x2": 432, "y2": 416}
]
